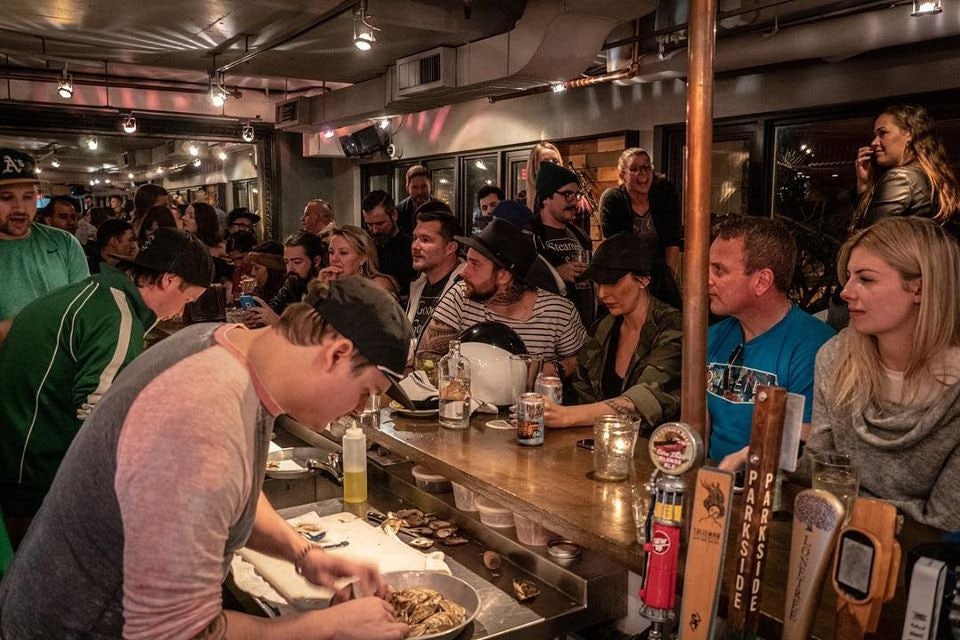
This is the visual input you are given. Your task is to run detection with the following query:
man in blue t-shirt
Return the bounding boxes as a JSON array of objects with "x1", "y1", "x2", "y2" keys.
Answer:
[{"x1": 706, "y1": 216, "x2": 834, "y2": 470}]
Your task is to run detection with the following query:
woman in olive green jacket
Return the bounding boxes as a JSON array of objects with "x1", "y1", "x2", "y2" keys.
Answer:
[{"x1": 545, "y1": 233, "x2": 682, "y2": 429}]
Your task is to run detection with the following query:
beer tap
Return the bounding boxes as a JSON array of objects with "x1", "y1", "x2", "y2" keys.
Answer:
[{"x1": 639, "y1": 423, "x2": 703, "y2": 638}]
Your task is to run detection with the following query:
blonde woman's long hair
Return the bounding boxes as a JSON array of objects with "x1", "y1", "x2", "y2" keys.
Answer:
[
  {"x1": 525, "y1": 142, "x2": 563, "y2": 212},
  {"x1": 832, "y1": 217, "x2": 960, "y2": 411},
  {"x1": 329, "y1": 225, "x2": 381, "y2": 277}
]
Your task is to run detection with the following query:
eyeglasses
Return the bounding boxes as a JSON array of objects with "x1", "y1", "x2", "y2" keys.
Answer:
[
  {"x1": 725, "y1": 344, "x2": 744, "y2": 389},
  {"x1": 554, "y1": 190, "x2": 584, "y2": 202}
]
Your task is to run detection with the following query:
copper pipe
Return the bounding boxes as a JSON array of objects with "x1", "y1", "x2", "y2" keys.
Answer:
[{"x1": 680, "y1": 0, "x2": 717, "y2": 444}]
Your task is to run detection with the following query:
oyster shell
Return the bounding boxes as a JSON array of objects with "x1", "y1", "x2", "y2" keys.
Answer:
[
  {"x1": 407, "y1": 526, "x2": 436, "y2": 537},
  {"x1": 388, "y1": 587, "x2": 466, "y2": 637},
  {"x1": 440, "y1": 536, "x2": 469, "y2": 546},
  {"x1": 513, "y1": 577, "x2": 540, "y2": 602},
  {"x1": 429, "y1": 520, "x2": 453, "y2": 530},
  {"x1": 409, "y1": 537, "x2": 434, "y2": 549},
  {"x1": 482, "y1": 551, "x2": 501, "y2": 570},
  {"x1": 433, "y1": 527, "x2": 457, "y2": 539},
  {"x1": 395, "y1": 508, "x2": 424, "y2": 520}
]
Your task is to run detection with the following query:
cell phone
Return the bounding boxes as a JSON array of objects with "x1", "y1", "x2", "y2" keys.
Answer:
[{"x1": 576, "y1": 438, "x2": 595, "y2": 451}]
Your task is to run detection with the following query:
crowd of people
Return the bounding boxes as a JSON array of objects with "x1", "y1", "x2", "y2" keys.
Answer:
[{"x1": 0, "y1": 102, "x2": 959, "y2": 637}]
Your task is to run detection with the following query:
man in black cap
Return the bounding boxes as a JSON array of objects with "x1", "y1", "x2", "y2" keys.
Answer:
[
  {"x1": 362, "y1": 190, "x2": 416, "y2": 297},
  {"x1": 0, "y1": 227, "x2": 213, "y2": 540},
  {"x1": 0, "y1": 148, "x2": 89, "y2": 343},
  {"x1": 227, "y1": 207, "x2": 261, "y2": 240},
  {"x1": 533, "y1": 161, "x2": 596, "y2": 328},
  {"x1": 0, "y1": 277, "x2": 413, "y2": 640},
  {"x1": 417, "y1": 219, "x2": 587, "y2": 382}
]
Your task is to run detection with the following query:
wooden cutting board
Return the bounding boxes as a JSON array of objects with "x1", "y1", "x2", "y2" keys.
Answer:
[{"x1": 238, "y1": 511, "x2": 449, "y2": 610}]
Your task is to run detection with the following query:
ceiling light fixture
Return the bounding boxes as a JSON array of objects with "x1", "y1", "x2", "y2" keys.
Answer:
[
  {"x1": 912, "y1": 0, "x2": 943, "y2": 15},
  {"x1": 322, "y1": 128, "x2": 335, "y2": 139},
  {"x1": 217, "y1": 150, "x2": 228, "y2": 161},
  {"x1": 378, "y1": 117, "x2": 390, "y2": 130},
  {"x1": 89, "y1": 179, "x2": 95, "y2": 186},
  {"x1": 192, "y1": 159, "x2": 202, "y2": 168},
  {"x1": 209, "y1": 72, "x2": 229, "y2": 107},
  {"x1": 241, "y1": 122, "x2": 255, "y2": 143},
  {"x1": 128, "y1": 172, "x2": 134, "y2": 179},
  {"x1": 34, "y1": 167, "x2": 42, "y2": 175},
  {"x1": 122, "y1": 114, "x2": 137, "y2": 134},
  {"x1": 188, "y1": 144, "x2": 199, "y2": 156},
  {"x1": 57, "y1": 65, "x2": 74, "y2": 99},
  {"x1": 87, "y1": 137, "x2": 99, "y2": 151},
  {"x1": 50, "y1": 156, "x2": 61, "y2": 168},
  {"x1": 104, "y1": 178, "x2": 111, "y2": 184},
  {"x1": 156, "y1": 167, "x2": 164, "y2": 175},
  {"x1": 353, "y1": 0, "x2": 380, "y2": 51}
]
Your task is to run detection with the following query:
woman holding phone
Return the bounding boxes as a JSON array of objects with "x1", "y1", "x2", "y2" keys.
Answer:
[{"x1": 851, "y1": 104, "x2": 960, "y2": 235}]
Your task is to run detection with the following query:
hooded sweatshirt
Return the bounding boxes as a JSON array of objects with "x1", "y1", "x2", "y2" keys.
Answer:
[{"x1": 805, "y1": 330, "x2": 960, "y2": 530}]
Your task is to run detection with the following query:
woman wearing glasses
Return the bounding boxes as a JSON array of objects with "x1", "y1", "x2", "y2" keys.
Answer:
[
  {"x1": 804, "y1": 217, "x2": 960, "y2": 529},
  {"x1": 600, "y1": 148, "x2": 682, "y2": 275},
  {"x1": 544, "y1": 233, "x2": 683, "y2": 430}
]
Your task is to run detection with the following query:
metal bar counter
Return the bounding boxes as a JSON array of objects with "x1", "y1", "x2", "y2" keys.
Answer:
[
  {"x1": 234, "y1": 418, "x2": 627, "y2": 639},
  {"x1": 354, "y1": 410, "x2": 944, "y2": 639}
]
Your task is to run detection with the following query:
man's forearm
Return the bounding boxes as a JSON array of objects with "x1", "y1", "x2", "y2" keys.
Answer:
[
  {"x1": 245, "y1": 494, "x2": 308, "y2": 564},
  {"x1": 415, "y1": 320, "x2": 458, "y2": 361}
]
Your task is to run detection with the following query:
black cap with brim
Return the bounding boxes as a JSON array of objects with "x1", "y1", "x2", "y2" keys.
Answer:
[
  {"x1": 121, "y1": 228, "x2": 214, "y2": 288},
  {"x1": 583, "y1": 232, "x2": 653, "y2": 285},
  {"x1": 582, "y1": 264, "x2": 633, "y2": 285},
  {"x1": 455, "y1": 218, "x2": 539, "y2": 289},
  {"x1": 0, "y1": 149, "x2": 40, "y2": 187},
  {"x1": 307, "y1": 277, "x2": 415, "y2": 409}
]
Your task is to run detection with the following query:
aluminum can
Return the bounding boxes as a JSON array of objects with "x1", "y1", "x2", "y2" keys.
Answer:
[
  {"x1": 516, "y1": 392, "x2": 545, "y2": 446},
  {"x1": 238, "y1": 294, "x2": 256, "y2": 310},
  {"x1": 536, "y1": 376, "x2": 563, "y2": 404}
]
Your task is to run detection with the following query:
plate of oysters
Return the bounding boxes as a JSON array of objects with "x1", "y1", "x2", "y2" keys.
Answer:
[{"x1": 382, "y1": 571, "x2": 480, "y2": 640}]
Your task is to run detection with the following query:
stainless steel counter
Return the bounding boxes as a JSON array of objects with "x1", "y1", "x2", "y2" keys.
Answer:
[{"x1": 233, "y1": 416, "x2": 628, "y2": 639}]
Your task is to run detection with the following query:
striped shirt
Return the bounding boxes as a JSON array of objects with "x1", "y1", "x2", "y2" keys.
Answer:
[{"x1": 431, "y1": 281, "x2": 587, "y2": 360}]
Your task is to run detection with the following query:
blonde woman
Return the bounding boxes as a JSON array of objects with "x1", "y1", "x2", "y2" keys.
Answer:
[
  {"x1": 525, "y1": 142, "x2": 563, "y2": 213},
  {"x1": 852, "y1": 104, "x2": 960, "y2": 235},
  {"x1": 319, "y1": 225, "x2": 399, "y2": 299},
  {"x1": 804, "y1": 217, "x2": 960, "y2": 529},
  {"x1": 599, "y1": 148, "x2": 681, "y2": 275}
]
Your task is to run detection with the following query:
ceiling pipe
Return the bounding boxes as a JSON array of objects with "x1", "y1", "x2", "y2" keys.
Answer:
[{"x1": 217, "y1": 0, "x2": 357, "y2": 73}]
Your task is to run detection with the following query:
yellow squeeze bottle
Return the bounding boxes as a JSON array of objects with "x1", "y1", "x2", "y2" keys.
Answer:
[{"x1": 342, "y1": 426, "x2": 367, "y2": 503}]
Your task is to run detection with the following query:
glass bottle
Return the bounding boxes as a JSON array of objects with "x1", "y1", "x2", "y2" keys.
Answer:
[{"x1": 438, "y1": 340, "x2": 471, "y2": 429}]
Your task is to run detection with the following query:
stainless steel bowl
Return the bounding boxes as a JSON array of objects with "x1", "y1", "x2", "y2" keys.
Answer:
[
  {"x1": 381, "y1": 571, "x2": 480, "y2": 640},
  {"x1": 265, "y1": 447, "x2": 323, "y2": 479}
]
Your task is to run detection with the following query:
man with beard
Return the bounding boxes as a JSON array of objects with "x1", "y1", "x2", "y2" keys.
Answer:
[
  {"x1": 406, "y1": 204, "x2": 465, "y2": 349},
  {"x1": 417, "y1": 219, "x2": 587, "y2": 382},
  {"x1": 362, "y1": 190, "x2": 416, "y2": 297},
  {"x1": 242, "y1": 231, "x2": 326, "y2": 326},
  {"x1": 532, "y1": 162, "x2": 597, "y2": 328},
  {"x1": 0, "y1": 149, "x2": 88, "y2": 343},
  {"x1": 395, "y1": 165, "x2": 438, "y2": 234}
]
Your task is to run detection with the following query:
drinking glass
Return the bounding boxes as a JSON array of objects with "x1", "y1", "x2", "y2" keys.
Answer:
[
  {"x1": 359, "y1": 394, "x2": 380, "y2": 430},
  {"x1": 593, "y1": 416, "x2": 640, "y2": 481},
  {"x1": 631, "y1": 483, "x2": 653, "y2": 545},
  {"x1": 811, "y1": 453, "x2": 859, "y2": 524},
  {"x1": 509, "y1": 354, "x2": 543, "y2": 426}
]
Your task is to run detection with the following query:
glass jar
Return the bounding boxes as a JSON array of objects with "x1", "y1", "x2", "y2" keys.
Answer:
[
  {"x1": 438, "y1": 340, "x2": 471, "y2": 429},
  {"x1": 593, "y1": 416, "x2": 640, "y2": 481}
]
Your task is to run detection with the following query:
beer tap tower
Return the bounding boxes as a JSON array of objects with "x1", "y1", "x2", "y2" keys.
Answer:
[{"x1": 638, "y1": 423, "x2": 703, "y2": 638}]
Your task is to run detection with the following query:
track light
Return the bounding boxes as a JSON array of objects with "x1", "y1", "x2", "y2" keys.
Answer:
[
  {"x1": 89, "y1": 179, "x2": 95, "y2": 186},
  {"x1": 353, "y1": 1, "x2": 380, "y2": 51},
  {"x1": 192, "y1": 159, "x2": 201, "y2": 168},
  {"x1": 241, "y1": 122, "x2": 255, "y2": 143},
  {"x1": 87, "y1": 137, "x2": 99, "y2": 151},
  {"x1": 912, "y1": 0, "x2": 943, "y2": 15},
  {"x1": 50, "y1": 156, "x2": 61, "y2": 168},
  {"x1": 323, "y1": 128, "x2": 335, "y2": 139},
  {"x1": 128, "y1": 172, "x2": 134, "y2": 179},
  {"x1": 217, "y1": 150, "x2": 228, "y2": 161},
  {"x1": 57, "y1": 66, "x2": 73, "y2": 99},
  {"x1": 188, "y1": 144, "x2": 199, "y2": 156},
  {"x1": 209, "y1": 72, "x2": 229, "y2": 107},
  {"x1": 378, "y1": 118, "x2": 390, "y2": 130},
  {"x1": 551, "y1": 81, "x2": 567, "y2": 94},
  {"x1": 104, "y1": 178, "x2": 111, "y2": 184},
  {"x1": 122, "y1": 114, "x2": 137, "y2": 134},
  {"x1": 34, "y1": 167, "x2": 42, "y2": 175}
]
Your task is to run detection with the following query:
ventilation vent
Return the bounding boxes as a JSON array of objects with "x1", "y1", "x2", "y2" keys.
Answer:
[
  {"x1": 275, "y1": 97, "x2": 313, "y2": 131},
  {"x1": 394, "y1": 47, "x2": 456, "y2": 98}
]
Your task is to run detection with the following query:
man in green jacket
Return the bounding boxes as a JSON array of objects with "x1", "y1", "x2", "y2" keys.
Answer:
[{"x1": 0, "y1": 228, "x2": 212, "y2": 545}]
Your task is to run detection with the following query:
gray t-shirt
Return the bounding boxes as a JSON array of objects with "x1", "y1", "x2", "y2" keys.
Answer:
[{"x1": 0, "y1": 324, "x2": 275, "y2": 639}]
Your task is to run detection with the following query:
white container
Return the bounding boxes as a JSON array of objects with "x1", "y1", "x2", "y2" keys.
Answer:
[
  {"x1": 342, "y1": 426, "x2": 367, "y2": 504},
  {"x1": 513, "y1": 512, "x2": 553, "y2": 546},
  {"x1": 452, "y1": 482, "x2": 478, "y2": 511},
  {"x1": 411, "y1": 465, "x2": 452, "y2": 493},
  {"x1": 475, "y1": 496, "x2": 515, "y2": 529}
]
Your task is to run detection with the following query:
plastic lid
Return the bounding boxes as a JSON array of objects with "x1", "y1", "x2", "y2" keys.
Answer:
[
  {"x1": 475, "y1": 496, "x2": 511, "y2": 514},
  {"x1": 411, "y1": 465, "x2": 449, "y2": 482},
  {"x1": 344, "y1": 425, "x2": 364, "y2": 439},
  {"x1": 547, "y1": 538, "x2": 582, "y2": 559}
]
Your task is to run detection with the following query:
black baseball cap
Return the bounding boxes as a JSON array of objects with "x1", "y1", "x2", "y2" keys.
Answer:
[
  {"x1": 306, "y1": 277, "x2": 415, "y2": 408},
  {"x1": 0, "y1": 149, "x2": 40, "y2": 187},
  {"x1": 123, "y1": 228, "x2": 214, "y2": 288},
  {"x1": 583, "y1": 232, "x2": 654, "y2": 284},
  {"x1": 455, "y1": 218, "x2": 538, "y2": 288},
  {"x1": 228, "y1": 208, "x2": 261, "y2": 225}
]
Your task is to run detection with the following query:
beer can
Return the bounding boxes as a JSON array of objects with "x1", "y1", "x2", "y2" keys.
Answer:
[
  {"x1": 536, "y1": 376, "x2": 563, "y2": 404},
  {"x1": 516, "y1": 392, "x2": 545, "y2": 446},
  {"x1": 238, "y1": 294, "x2": 256, "y2": 310}
]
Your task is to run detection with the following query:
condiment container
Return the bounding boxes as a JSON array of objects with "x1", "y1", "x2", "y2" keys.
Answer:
[
  {"x1": 475, "y1": 496, "x2": 515, "y2": 529},
  {"x1": 452, "y1": 482, "x2": 478, "y2": 511},
  {"x1": 411, "y1": 465, "x2": 452, "y2": 493},
  {"x1": 513, "y1": 512, "x2": 553, "y2": 546},
  {"x1": 342, "y1": 426, "x2": 367, "y2": 503}
]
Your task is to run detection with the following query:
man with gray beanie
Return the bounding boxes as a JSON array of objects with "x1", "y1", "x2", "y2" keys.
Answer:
[
  {"x1": 0, "y1": 277, "x2": 413, "y2": 639},
  {"x1": 0, "y1": 228, "x2": 214, "y2": 540},
  {"x1": 533, "y1": 161, "x2": 597, "y2": 328}
]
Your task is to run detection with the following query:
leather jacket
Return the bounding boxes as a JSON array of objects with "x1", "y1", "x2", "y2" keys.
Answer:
[{"x1": 860, "y1": 164, "x2": 934, "y2": 228}]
